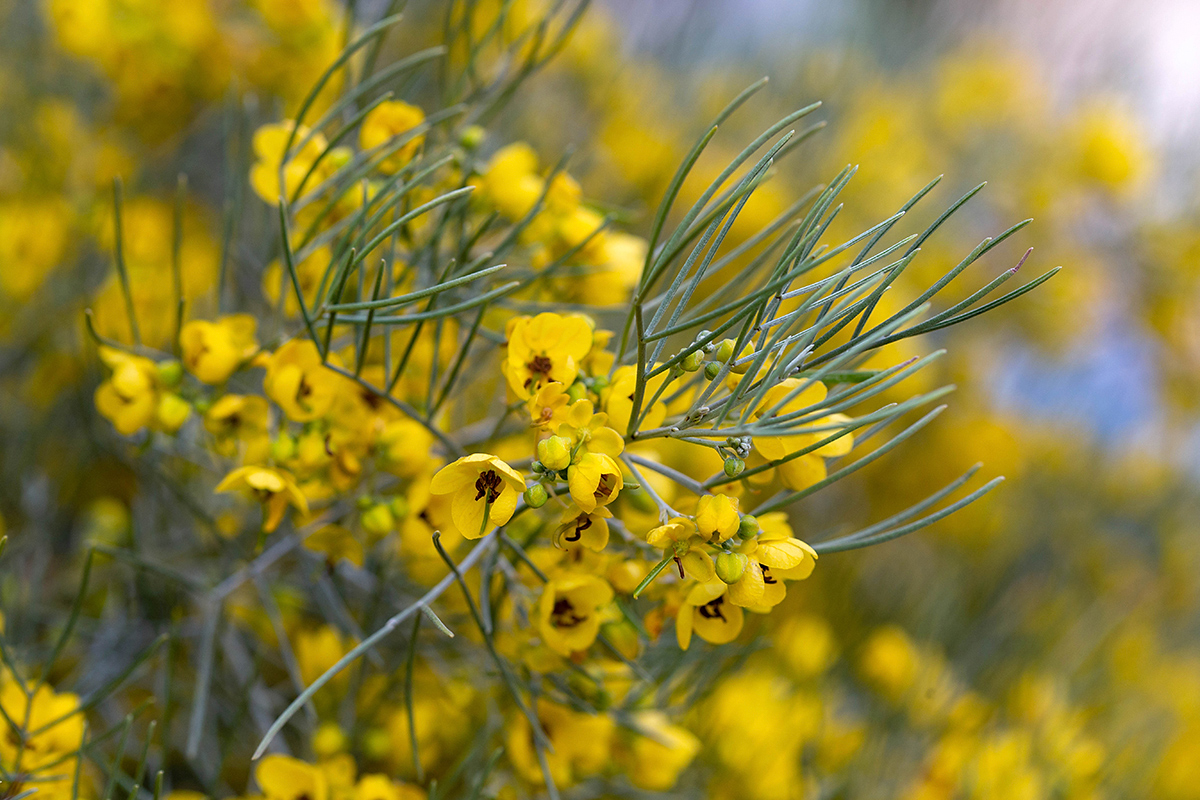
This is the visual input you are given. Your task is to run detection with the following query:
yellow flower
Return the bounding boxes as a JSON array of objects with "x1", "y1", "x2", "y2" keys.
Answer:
[
  {"x1": 537, "y1": 573, "x2": 613, "y2": 656},
  {"x1": 859, "y1": 625, "x2": 920, "y2": 701},
  {"x1": 262, "y1": 245, "x2": 331, "y2": 318},
  {"x1": 602, "y1": 365, "x2": 668, "y2": 433},
  {"x1": 566, "y1": 452, "x2": 623, "y2": 513},
  {"x1": 216, "y1": 465, "x2": 308, "y2": 532},
  {"x1": 180, "y1": 314, "x2": 259, "y2": 384},
  {"x1": 251, "y1": 120, "x2": 331, "y2": 204},
  {"x1": 95, "y1": 346, "x2": 160, "y2": 435},
  {"x1": 377, "y1": 419, "x2": 436, "y2": 478},
  {"x1": 647, "y1": 517, "x2": 714, "y2": 583},
  {"x1": 675, "y1": 581, "x2": 743, "y2": 649},
  {"x1": 506, "y1": 699, "x2": 614, "y2": 788},
  {"x1": 480, "y1": 142, "x2": 544, "y2": 220},
  {"x1": 359, "y1": 100, "x2": 425, "y2": 173},
  {"x1": 622, "y1": 711, "x2": 700, "y2": 792},
  {"x1": 694, "y1": 493, "x2": 740, "y2": 541},
  {"x1": 428, "y1": 453, "x2": 525, "y2": 539},
  {"x1": 263, "y1": 339, "x2": 344, "y2": 422},
  {"x1": 502, "y1": 312, "x2": 594, "y2": 399},
  {"x1": 752, "y1": 378, "x2": 853, "y2": 489},
  {"x1": 557, "y1": 399, "x2": 624, "y2": 457},
  {"x1": 527, "y1": 381, "x2": 573, "y2": 430},
  {"x1": 204, "y1": 394, "x2": 271, "y2": 462},
  {"x1": 0, "y1": 682, "x2": 84, "y2": 780},
  {"x1": 552, "y1": 505, "x2": 611, "y2": 551},
  {"x1": 256, "y1": 754, "x2": 329, "y2": 800},
  {"x1": 304, "y1": 524, "x2": 364, "y2": 567}
]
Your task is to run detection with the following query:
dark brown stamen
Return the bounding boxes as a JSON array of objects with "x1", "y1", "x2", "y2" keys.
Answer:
[
  {"x1": 474, "y1": 469, "x2": 503, "y2": 503},
  {"x1": 551, "y1": 597, "x2": 586, "y2": 628},
  {"x1": 698, "y1": 595, "x2": 727, "y2": 622}
]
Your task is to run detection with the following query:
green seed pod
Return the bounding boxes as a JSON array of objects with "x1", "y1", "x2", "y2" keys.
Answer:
[
  {"x1": 524, "y1": 483, "x2": 549, "y2": 509},
  {"x1": 738, "y1": 514, "x2": 760, "y2": 540},
  {"x1": 681, "y1": 349, "x2": 705, "y2": 372},
  {"x1": 716, "y1": 552, "x2": 748, "y2": 584},
  {"x1": 157, "y1": 360, "x2": 183, "y2": 388},
  {"x1": 724, "y1": 456, "x2": 746, "y2": 477},
  {"x1": 704, "y1": 361, "x2": 722, "y2": 380}
]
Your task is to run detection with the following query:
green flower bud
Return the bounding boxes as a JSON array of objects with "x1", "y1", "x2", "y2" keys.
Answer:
[
  {"x1": 157, "y1": 359, "x2": 183, "y2": 388},
  {"x1": 723, "y1": 456, "x2": 745, "y2": 477},
  {"x1": 704, "y1": 361, "x2": 722, "y2": 381},
  {"x1": 361, "y1": 503, "x2": 395, "y2": 536},
  {"x1": 681, "y1": 349, "x2": 705, "y2": 372},
  {"x1": 566, "y1": 381, "x2": 588, "y2": 403},
  {"x1": 356, "y1": 494, "x2": 374, "y2": 510},
  {"x1": 716, "y1": 552, "x2": 748, "y2": 584},
  {"x1": 738, "y1": 514, "x2": 760, "y2": 540},
  {"x1": 271, "y1": 433, "x2": 297, "y2": 463},
  {"x1": 715, "y1": 338, "x2": 736, "y2": 364},
  {"x1": 531, "y1": 460, "x2": 546, "y2": 473},
  {"x1": 459, "y1": 125, "x2": 485, "y2": 150},
  {"x1": 537, "y1": 435, "x2": 573, "y2": 471},
  {"x1": 589, "y1": 374, "x2": 610, "y2": 391},
  {"x1": 523, "y1": 484, "x2": 549, "y2": 509}
]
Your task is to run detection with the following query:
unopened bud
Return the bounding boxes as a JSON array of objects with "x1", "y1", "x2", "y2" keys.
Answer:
[
  {"x1": 738, "y1": 514, "x2": 760, "y2": 540},
  {"x1": 566, "y1": 381, "x2": 588, "y2": 403},
  {"x1": 714, "y1": 339, "x2": 736, "y2": 364},
  {"x1": 704, "y1": 361, "x2": 722, "y2": 381},
  {"x1": 723, "y1": 456, "x2": 745, "y2": 478},
  {"x1": 681, "y1": 350, "x2": 705, "y2": 372},
  {"x1": 157, "y1": 360, "x2": 183, "y2": 388},
  {"x1": 523, "y1": 484, "x2": 549, "y2": 509},
  {"x1": 537, "y1": 435, "x2": 572, "y2": 471},
  {"x1": 459, "y1": 125, "x2": 485, "y2": 150},
  {"x1": 716, "y1": 552, "x2": 748, "y2": 584},
  {"x1": 361, "y1": 503, "x2": 395, "y2": 536}
]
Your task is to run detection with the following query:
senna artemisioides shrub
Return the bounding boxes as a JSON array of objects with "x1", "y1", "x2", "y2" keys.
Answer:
[{"x1": 1, "y1": 3, "x2": 1057, "y2": 799}]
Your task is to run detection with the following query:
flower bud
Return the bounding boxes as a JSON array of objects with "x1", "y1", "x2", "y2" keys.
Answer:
[
  {"x1": 704, "y1": 361, "x2": 722, "y2": 380},
  {"x1": 356, "y1": 494, "x2": 374, "y2": 510},
  {"x1": 716, "y1": 552, "x2": 748, "y2": 584},
  {"x1": 156, "y1": 393, "x2": 191, "y2": 433},
  {"x1": 523, "y1": 483, "x2": 549, "y2": 508},
  {"x1": 361, "y1": 503, "x2": 395, "y2": 536},
  {"x1": 681, "y1": 349, "x2": 705, "y2": 372},
  {"x1": 723, "y1": 456, "x2": 745, "y2": 477},
  {"x1": 531, "y1": 460, "x2": 546, "y2": 473},
  {"x1": 738, "y1": 514, "x2": 760, "y2": 540},
  {"x1": 714, "y1": 338, "x2": 736, "y2": 364},
  {"x1": 589, "y1": 374, "x2": 610, "y2": 391},
  {"x1": 157, "y1": 359, "x2": 183, "y2": 388},
  {"x1": 459, "y1": 124, "x2": 485, "y2": 150},
  {"x1": 271, "y1": 432, "x2": 296, "y2": 463},
  {"x1": 536, "y1": 435, "x2": 572, "y2": 471},
  {"x1": 566, "y1": 381, "x2": 588, "y2": 403}
]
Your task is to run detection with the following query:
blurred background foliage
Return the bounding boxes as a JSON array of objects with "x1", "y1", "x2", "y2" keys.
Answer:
[{"x1": 3, "y1": 0, "x2": 1200, "y2": 797}]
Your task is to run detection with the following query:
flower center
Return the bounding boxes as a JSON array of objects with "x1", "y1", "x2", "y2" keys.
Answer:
[
  {"x1": 761, "y1": 564, "x2": 777, "y2": 585},
  {"x1": 698, "y1": 595, "x2": 728, "y2": 622},
  {"x1": 474, "y1": 469, "x2": 503, "y2": 503},
  {"x1": 595, "y1": 474, "x2": 616, "y2": 500},
  {"x1": 551, "y1": 597, "x2": 587, "y2": 628}
]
